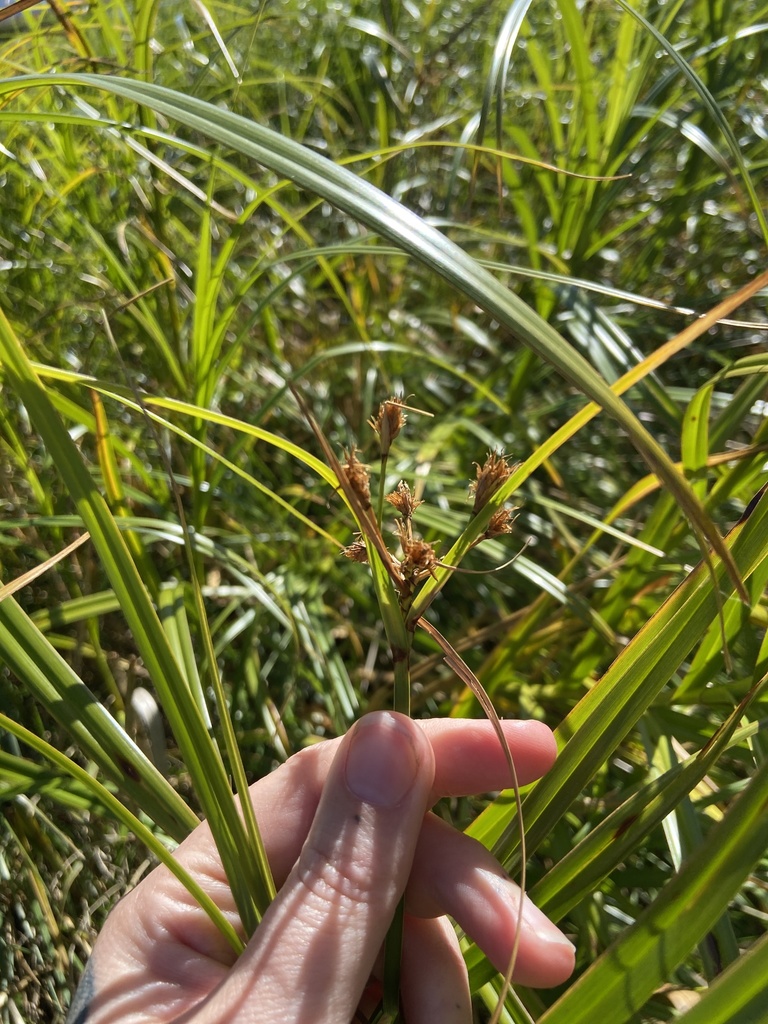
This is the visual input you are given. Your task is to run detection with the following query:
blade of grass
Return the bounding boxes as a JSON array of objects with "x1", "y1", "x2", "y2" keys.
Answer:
[
  {"x1": 533, "y1": 681, "x2": 760, "y2": 919},
  {"x1": 417, "y1": 617, "x2": 526, "y2": 1023},
  {"x1": 29, "y1": 365, "x2": 345, "y2": 548},
  {"x1": 672, "y1": 930, "x2": 768, "y2": 1024},
  {"x1": 538, "y1": 728, "x2": 768, "y2": 1024},
  {"x1": 468, "y1": 484, "x2": 768, "y2": 864},
  {"x1": 0, "y1": 305, "x2": 273, "y2": 932},
  {"x1": 0, "y1": 71, "x2": 749, "y2": 603},
  {"x1": 408, "y1": 267, "x2": 768, "y2": 623},
  {"x1": 612, "y1": 0, "x2": 768, "y2": 245},
  {"x1": 0, "y1": 593, "x2": 197, "y2": 841},
  {"x1": 0, "y1": 531, "x2": 90, "y2": 601},
  {"x1": 0, "y1": 712, "x2": 243, "y2": 955},
  {"x1": 471, "y1": 0, "x2": 534, "y2": 197},
  {"x1": 101, "y1": 306, "x2": 277, "y2": 916}
]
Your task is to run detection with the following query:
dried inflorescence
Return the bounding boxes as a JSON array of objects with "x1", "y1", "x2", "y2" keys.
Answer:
[
  {"x1": 342, "y1": 538, "x2": 369, "y2": 563},
  {"x1": 470, "y1": 450, "x2": 516, "y2": 515},
  {"x1": 385, "y1": 480, "x2": 423, "y2": 521},
  {"x1": 340, "y1": 447, "x2": 371, "y2": 509},
  {"x1": 368, "y1": 396, "x2": 407, "y2": 455},
  {"x1": 337, "y1": 413, "x2": 518, "y2": 601},
  {"x1": 482, "y1": 506, "x2": 518, "y2": 540},
  {"x1": 394, "y1": 519, "x2": 438, "y2": 584}
]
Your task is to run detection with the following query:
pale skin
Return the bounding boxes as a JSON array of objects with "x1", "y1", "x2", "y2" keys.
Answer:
[{"x1": 67, "y1": 712, "x2": 575, "y2": 1024}]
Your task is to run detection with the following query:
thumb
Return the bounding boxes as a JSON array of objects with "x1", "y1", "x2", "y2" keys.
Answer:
[{"x1": 197, "y1": 712, "x2": 435, "y2": 1024}]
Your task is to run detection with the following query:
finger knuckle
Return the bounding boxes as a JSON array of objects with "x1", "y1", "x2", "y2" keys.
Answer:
[{"x1": 295, "y1": 835, "x2": 377, "y2": 913}]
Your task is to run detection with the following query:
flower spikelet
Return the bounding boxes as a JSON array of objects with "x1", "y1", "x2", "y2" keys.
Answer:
[
  {"x1": 385, "y1": 480, "x2": 423, "y2": 521},
  {"x1": 342, "y1": 539, "x2": 369, "y2": 563},
  {"x1": 341, "y1": 448, "x2": 371, "y2": 509},
  {"x1": 368, "y1": 397, "x2": 406, "y2": 454},
  {"x1": 483, "y1": 507, "x2": 518, "y2": 539},
  {"x1": 395, "y1": 520, "x2": 438, "y2": 583},
  {"x1": 470, "y1": 451, "x2": 515, "y2": 515}
]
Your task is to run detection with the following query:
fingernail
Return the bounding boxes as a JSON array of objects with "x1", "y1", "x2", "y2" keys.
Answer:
[
  {"x1": 345, "y1": 713, "x2": 419, "y2": 808},
  {"x1": 521, "y1": 897, "x2": 576, "y2": 951}
]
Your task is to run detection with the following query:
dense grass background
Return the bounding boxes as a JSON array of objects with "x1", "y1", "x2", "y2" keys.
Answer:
[{"x1": 1, "y1": 0, "x2": 767, "y2": 1021}]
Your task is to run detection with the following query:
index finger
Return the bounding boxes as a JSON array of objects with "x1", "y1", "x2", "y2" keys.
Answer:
[{"x1": 422, "y1": 718, "x2": 556, "y2": 799}]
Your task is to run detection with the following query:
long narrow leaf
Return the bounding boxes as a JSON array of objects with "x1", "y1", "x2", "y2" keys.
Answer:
[
  {"x1": 0, "y1": 712, "x2": 243, "y2": 955},
  {"x1": 0, "y1": 593, "x2": 197, "y2": 841},
  {"x1": 673, "y1": 931, "x2": 768, "y2": 1024},
  {"x1": 468, "y1": 486, "x2": 768, "y2": 862},
  {"x1": 0, "y1": 72, "x2": 749, "y2": 602},
  {"x1": 0, "y1": 306, "x2": 273, "y2": 932},
  {"x1": 539, "y1": 746, "x2": 768, "y2": 1024}
]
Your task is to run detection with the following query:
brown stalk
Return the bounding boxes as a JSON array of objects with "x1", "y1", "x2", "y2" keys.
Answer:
[
  {"x1": 0, "y1": 531, "x2": 91, "y2": 601},
  {"x1": 416, "y1": 617, "x2": 526, "y2": 1022}
]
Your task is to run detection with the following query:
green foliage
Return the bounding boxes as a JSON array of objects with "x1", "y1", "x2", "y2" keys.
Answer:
[{"x1": 1, "y1": 0, "x2": 767, "y2": 1022}]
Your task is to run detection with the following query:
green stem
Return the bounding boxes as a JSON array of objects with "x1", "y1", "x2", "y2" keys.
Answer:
[
  {"x1": 382, "y1": 896, "x2": 406, "y2": 1022},
  {"x1": 391, "y1": 641, "x2": 412, "y2": 716},
  {"x1": 381, "y1": 635, "x2": 411, "y2": 1020}
]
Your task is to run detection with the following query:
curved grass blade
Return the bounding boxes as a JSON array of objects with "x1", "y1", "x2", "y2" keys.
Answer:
[
  {"x1": 28, "y1": 363, "x2": 344, "y2": 548},
  {"x1": 0, "y1": 592, "x2": 198, "y2": 842},
  {"x1": 0, "y1": 71, "x2": 748, "y2": 603},
  {"x1": 529, "y1": 680, "x2": 762, "y2": 921},
  {"x1": 471, "y1": 0, "x2": 534, "y2": 197},
  {"x1": 408, "y1": 268, "x2": 768, "y2": 623},
  {"x1": 612, "y1": 0, "x2": 768, "y2": 245},
  {"x1": 538, "y1": 731, "x2": 768, "y2": 1024},
  {"x1": 101, "y1": 307, "x2": 277, "y2": 919},
  {"x1": 0, "y1": 712, "x2": 243, "y2": 955},
  {"x1": 0, "y1": 305, "x2": 273, "y2": 933},
  {"x1": 417, "y1": 617, "x2": 526, "y2": 1023},
  {"x1": 467, "y1": 484, "x2": 768, "y2": 864}
]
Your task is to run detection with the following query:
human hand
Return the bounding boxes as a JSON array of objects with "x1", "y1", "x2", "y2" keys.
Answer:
[{"x1": 67, "y1": 712, "x2": 574, "y2": 1024}]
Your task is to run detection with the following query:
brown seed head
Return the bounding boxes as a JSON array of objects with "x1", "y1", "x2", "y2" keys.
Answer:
[
  {"x1": 395, "y1": 520, "x2": 438, "y2": 582},
  {"x1": 483, "y1": 507, "x2": 518, "y2": 539},
  {"x1": 470, "y1": 451, "x2": 514, "y2": 515},
  {"x1": 385, "y1": 480, "x2": 423, "y2": 520},
  {"x1": 368, "y1": 397, "x2": 406, "y2": 454},
  {"x1": 342, "y1": 539, "x2": 369, "y2": 563},
  {"x1": 341, "y1": 448, "x2": 371, "y2": 509}
]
